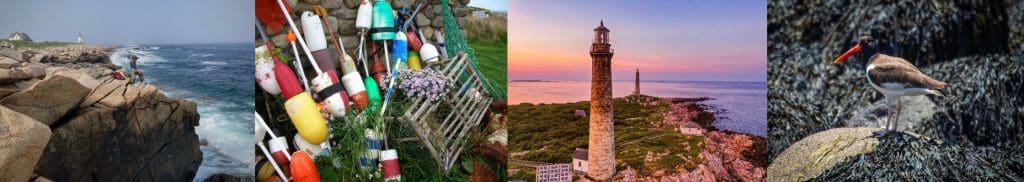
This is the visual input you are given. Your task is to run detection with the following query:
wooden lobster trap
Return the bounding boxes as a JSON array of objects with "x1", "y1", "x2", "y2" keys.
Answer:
[{"x1": 399, "y1": 52, "x2": 492, "y2": 172}]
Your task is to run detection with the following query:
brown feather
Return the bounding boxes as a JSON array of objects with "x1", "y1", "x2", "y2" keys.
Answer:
[{"x1": 868, "y1": 54, "x2": 947, "y2": 89}]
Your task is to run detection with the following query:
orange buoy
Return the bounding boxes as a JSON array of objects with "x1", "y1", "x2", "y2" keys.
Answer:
[{"x1": 290, "y1": 151, "x2": 322, "y2": 182}]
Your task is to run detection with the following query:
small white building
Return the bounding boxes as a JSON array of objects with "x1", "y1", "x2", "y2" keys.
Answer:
[
  {"x1": 472, "y1": 10, "x2": 489, "y2": 18},
  {"x1": 8, "y1": 32, "x2": 33, "y2": 42},
  {"x1": 572, "y1": 148, "x2": 588, "y2": 175},
  {"x1": 536, "y1": 163, "x2": 572, "y2": 182},
  {"x1": 574, "y1": 110, "x2": 587, "y2": 118},
  {"x1": 679, "y1": 122, "x2": 705, "y2": 136}
]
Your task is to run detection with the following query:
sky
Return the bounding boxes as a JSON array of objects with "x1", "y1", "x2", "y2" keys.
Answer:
[
  {"x1": 509, "y1": 0, "x2": 767, "y2": 82},
  {"x1": 0, "y1": 0, "x2": 252, "y2": 45},
  {"x1": 468, "y1": 0, "x2": 508, "y2": 12}
]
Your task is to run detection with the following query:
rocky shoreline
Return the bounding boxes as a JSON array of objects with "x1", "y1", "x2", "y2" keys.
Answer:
[
  {"x1": 0, "y1": 43, "x2": 203, "y2": 181},
  {"x1": 630, "y1": 96, "x2": 766, "y2": 182}
]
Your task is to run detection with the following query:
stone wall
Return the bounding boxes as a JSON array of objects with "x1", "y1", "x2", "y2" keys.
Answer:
[{"x1": 259, "y1": 0, "x2": 475, "y2": 55}]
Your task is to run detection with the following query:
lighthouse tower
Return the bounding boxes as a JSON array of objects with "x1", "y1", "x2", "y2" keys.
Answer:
[
  {"x1": 634, "y1": 69, "x2": 640, "y2": 95},
  {"x1": 588, "y1": 20, "x2": 615, "y2": 181}
]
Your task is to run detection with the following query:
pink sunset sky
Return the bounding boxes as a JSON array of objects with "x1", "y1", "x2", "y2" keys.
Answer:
[{"x1": 509, "y1": 0, "x2": 767, "y2": 82}]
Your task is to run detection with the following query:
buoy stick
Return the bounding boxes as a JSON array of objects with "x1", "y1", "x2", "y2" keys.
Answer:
[
  {"x1": 256, "y1": 111, "x2": 292, "y2": 161},
  {"x1": 254, "y1": 112, "x2": 288, "y2": 180},
  {"x1": 358, "y1": 33, "x2": 370, "y2": 77},
  {"x1": 288, "y1": 32, "x2": 312, "y2": 92},
  {"x1": 379, "y1": 61, "x2": 402, "y2": 117},
  {"x1": 383, "y1": 41, "x2": 391, "y2": 73},
  {"x1": 274, "y1": 0, "x2": 324, "y2": 75}
]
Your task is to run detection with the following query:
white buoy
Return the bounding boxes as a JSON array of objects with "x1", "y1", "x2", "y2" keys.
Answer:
[
  {"x1": 255, "y1": 45, "x2": 282, "y2": 94},
  {"x1": 300, "y1": 11, "x2": 328, "y2": 51},
  {"x1": 356, "y1": 0, "x2": 373, "y2": 30}
]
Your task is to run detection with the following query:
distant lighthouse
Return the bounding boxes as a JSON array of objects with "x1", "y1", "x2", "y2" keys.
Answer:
[
  {"x1": 588, "y1": 20, "x2": 615, "y2": 181},
  {"x1": 634, "y1": 69, "x2": 640, "y2": 95},
  {"x1": 77, "y1": 34, "x2": 84, "y2": 44}
]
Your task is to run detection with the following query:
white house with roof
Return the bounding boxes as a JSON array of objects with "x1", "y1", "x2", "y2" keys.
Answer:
[
  {"x1": 679, "y1": 122, "x2": 705, "y2": 136},
  {"x1": 8, "y1": 32, "x2": 33, "y2": 42},
  {"x1": 572, "y1": 148, "x2": 588, "y2": 175}
]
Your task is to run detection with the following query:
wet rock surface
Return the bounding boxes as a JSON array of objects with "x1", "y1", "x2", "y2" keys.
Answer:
[{"x1": 769, "y1": 0, "x2": 1024, "y2": 180}]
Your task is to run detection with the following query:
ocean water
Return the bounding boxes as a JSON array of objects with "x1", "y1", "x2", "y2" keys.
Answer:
[
  {"x1": 111, "y1": 44, "x2": 254, "y2": 180},
  {"x1": 509, "y1": 81, "x2": 767, "y2": 137}
]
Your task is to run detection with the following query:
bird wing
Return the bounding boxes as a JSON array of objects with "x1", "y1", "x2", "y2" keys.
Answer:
[{"x1": 868, "y1": 55, "x2": 947, "y2": 90}]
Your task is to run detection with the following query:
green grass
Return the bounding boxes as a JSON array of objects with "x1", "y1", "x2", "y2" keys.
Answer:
[
  {"x1": 3, "y1": 40, "x2": 74, "y2": 48},
  {"x1": 468, "y1": 38, "x2": 507, "y2": 96}
]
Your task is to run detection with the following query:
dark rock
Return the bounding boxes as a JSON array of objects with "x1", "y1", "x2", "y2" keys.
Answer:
[
  {"x1": 0, "y1": 106, "x2": 52, "y2": 182},
  {"x1": 33, "y1": 79, "x2": 203, "y2": 181},
  {"x1": 202, "y1": 173, "x2": 254, "y2": 182}
]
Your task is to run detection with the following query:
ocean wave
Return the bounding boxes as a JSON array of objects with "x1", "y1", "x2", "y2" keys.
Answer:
[
  {"x1": 189, "y1": 53, "x2": 215, "y2": 58},
  {"x1": 109, "y1": 47, "x2": 168, "y2": 66},
  {"x1": 199, "y1": 61, "x2": 228, "y2": 65},
  {"x1": 149, "y1": 46, "x2": 160, "y2": 50}
]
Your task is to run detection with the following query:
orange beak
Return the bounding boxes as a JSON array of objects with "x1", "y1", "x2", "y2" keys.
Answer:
[{"x1": 833, "y1": 44, "x2": 861, "y2": 64}]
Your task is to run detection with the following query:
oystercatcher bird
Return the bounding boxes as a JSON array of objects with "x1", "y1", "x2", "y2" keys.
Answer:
[{"x1": 833, "y1": 36, "x2": 947, "y2": 136}]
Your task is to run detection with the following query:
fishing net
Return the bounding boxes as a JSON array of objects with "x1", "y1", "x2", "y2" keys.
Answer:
[{"x1": 440, "y1": 0, "x2": 506, "y2": 101}]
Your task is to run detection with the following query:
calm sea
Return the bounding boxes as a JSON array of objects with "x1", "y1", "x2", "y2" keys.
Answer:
[{"x1": 509, "y1": 80, "x2": 767, "y2": 137}]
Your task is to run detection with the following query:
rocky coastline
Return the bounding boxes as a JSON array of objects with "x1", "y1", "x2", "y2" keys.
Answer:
[
  {"x1": 0, "y1": 43, "x2": 203, "y2": 181},
  {"x1": 630, "y1": 96, "x2": 766, "y2": 182}
]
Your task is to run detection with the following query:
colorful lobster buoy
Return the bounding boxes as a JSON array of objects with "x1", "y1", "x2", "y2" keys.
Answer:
[
  {"x1": 257, "y1": 159, "x2": 275, "y2": 181},
  {"x1": 275, "y1": 61, "x2": 329, "y2": 146},
  {"x1": 372, "y1": 58, "x2": 388, "y2": 90},
  {"x1": 290, "y1": 151, "x2": 322, "y2": 182},
  {"x1": 407, "y1": 51, "x2": 421, "y2": 71},
  {"x1": 381, "y1": 149, "x2": 402, "y2": 181},
  {"x1": 405, "y1": 30, "x2": 422, "y2": 51},
  {"x1": 419, "y1": 42, "x2": 440, "y2": 64},
  {"x1": 274, "y1": 54, "x2": 329, "y2": 146},
  {"x1": 356, "y1": 0, "x2": 373, "y2": 31},
  {"x1": 269, "y1": 0, "x2": 332, "y2": 145},
  {"x1": 370, "y1": 0, "x2": 395, "y2": 40},
  {"x1": 393, "y1": 32, "x2": 408, "y2": 63},
  {"x1": 295, "y1": 11, "x2": 349, "y2": 118},
  {"x1": 300, "y1": 11, "x2": 338, "y2": 73},
  {"x1": 364, "y1": 76, "x2": 383, "y2": 114},
  {"x1": 255, "y1": 45, "x2": 281, "y2": 94},
  {"x1": 435, "y1": 30, "x2": 447, "y2": 61},
  {"x1": 337, "y1": 39, "x2": 369, "y2": 111},
  {"x1": 361, "y1": 128, "x2": 384, "y2": 171},
  {"x1": 268, "y1": 137, "x2": 291, "y2": 167}
]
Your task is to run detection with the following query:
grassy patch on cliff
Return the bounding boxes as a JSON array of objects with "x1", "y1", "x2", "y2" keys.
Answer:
[
  {"x1": 3, "y1": 40, "x2": 74, "y2": 48},
  {"x1": 509, "y1": 96, "x2": 706, "y2": 176}
]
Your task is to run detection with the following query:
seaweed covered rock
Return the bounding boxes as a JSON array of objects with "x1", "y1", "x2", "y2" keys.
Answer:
[
  {"x1": 768, "y1": 0, "x2": 1024, "y2": 162},
  {"x1": 769, "y1": 127, "x2": 1024, "y2": 181}
]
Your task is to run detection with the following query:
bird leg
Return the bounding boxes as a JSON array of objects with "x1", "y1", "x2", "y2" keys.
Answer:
[
  {"x1": 875, "y1": 97, "x2": 897, "y2": 137},
  {"x1": 891, "y1": 97, "x2": 903, "y2": 131}
]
